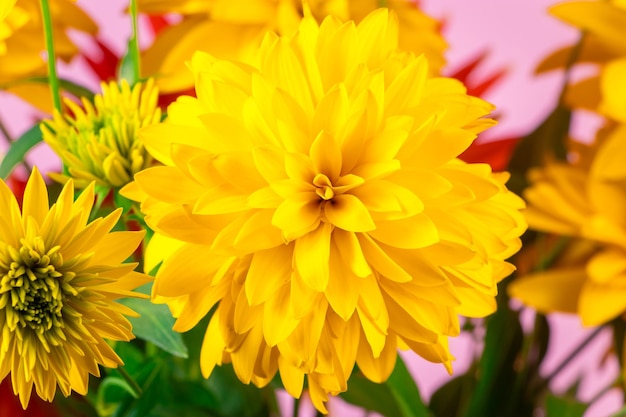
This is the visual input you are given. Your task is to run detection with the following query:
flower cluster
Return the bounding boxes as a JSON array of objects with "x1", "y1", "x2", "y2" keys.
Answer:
[
  {"x1": 8, "y1": 0, "x2": 626, "y2": 415},
  {"x1": 510, "y1": 0, "x2": 626, "y2": 329}
]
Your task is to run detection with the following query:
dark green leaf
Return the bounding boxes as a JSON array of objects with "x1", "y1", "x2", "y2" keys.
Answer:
[
  {"x1": 341, "y1": 373, "x2": 404, "y2": 417},
  {"x1": 463, "y1": 292, "x2": 525, "y2": 417},
  {"x1": 0, "y1": 124, "x2": 42, "y2": 179},
  {"x1": 429, "y1": 372, "x2": 475, "y2": 417},
  {"x1": 545, "y1": 394, "x2": 588, "y2": 417},
  {"x1": 119, "y1": 296, "x2": 188, "y2": 358},
  {"x1": 204, "y1": 364, "x2": 270, "y2": 417},
  {"x1": 341, "y1": 356, "x2": 431, "y2": 417},
  {"x1": 386, "y1": 355, "x2": 432, "y2": 417}
]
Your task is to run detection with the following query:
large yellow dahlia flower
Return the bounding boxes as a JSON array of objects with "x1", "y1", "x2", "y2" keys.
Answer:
[
  {"x1": 41, "y1": 79, "x2": 162, "y2": 189},
  {"x1": 510, "y1": 127, "x2": 626, "y2": 326},
  {"x1": 0, "y1": 168, "x2": 151, "y2": 408},
  {"x1": 125, "y1": 10, "x2": 525, "y2": 412},
  {"x1": 0, "y1": 0, "x2": 97, "y2": 111},
  {"x1": 139, "y1": 0, "x2": 446, "y2": 93}
]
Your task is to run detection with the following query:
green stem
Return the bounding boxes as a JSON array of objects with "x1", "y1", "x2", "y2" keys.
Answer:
[
  {"x1": 292, "y1": 397, "x2": 300, "y2": 417},
  {"x1": 38, "y1": 0, "x2": 62, "y2": 113},
  {"x1": 129, "y1": 0, "x2": 141, "y2": 83},
  {"x1": 539, "y1": 326, "x2": 604, "y2": 391},
  {"x1": 117, "y1": 365, "x2": 143, "y2": 398},
  {"x1": 0, "y1": 114, "x2": 13, "y2": 144},
  {"x1": 535, "y1": 235, "x2": 570, "y2": 272}
]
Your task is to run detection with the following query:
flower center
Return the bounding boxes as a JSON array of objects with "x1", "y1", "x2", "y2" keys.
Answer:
[
  {"x1": 313, "y1": 173, "x2": 335, "y2": 201},
  {"x1": 0, "y1": 237, "x2": 73, "y2": 334}
]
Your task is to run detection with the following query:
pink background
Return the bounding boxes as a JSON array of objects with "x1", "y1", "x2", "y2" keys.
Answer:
[{"x1": 0, "y1": 1, "x2": 621, "y2": 416}]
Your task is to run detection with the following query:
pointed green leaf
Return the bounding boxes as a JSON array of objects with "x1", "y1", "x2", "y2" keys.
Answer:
[
  {"x1": 119, "y1": 292, "x2": 188, "y2": 358},
  {"x1": 0, "y1": 124, "x2": 42, "y2": 179}
]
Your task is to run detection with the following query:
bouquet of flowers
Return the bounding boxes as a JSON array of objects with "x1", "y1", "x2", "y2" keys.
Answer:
[{"x1": 0, "y1": 1, "x2": 623, "y2": 416}]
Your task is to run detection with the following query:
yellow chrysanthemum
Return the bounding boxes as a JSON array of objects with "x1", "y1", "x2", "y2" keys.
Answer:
[
  {"x1": 0, "y1": 0, "x2": 17, "y2": 50},
  {"x1": 41, "y1": 79, "x2": 162, "y2": 189},
  {"x1": 0, "y1": 167, "x2": 151, "y2": 408},
  {"x1": 139, "y1": 0, "x2": 446, "y2": 93},
  {"x1": 509, "y1": 126, "x2": 626, "y2": 325},
  {"x1": 124, "y1": 10, "x2": 525, "y2": 413},
  {"x1": 0, "y1": 0, "x2": 97, "y2": 112}
]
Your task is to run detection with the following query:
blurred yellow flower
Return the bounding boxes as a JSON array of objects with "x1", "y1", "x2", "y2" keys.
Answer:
[
  {"x1": 509, "y1": 127, "x2": 626, "y2": 326},
  {"x1": 41, "y1": 79, "x2": 162, "y2": 189},
  {"x1": 0, "y1": 168, "x2": 151, "y2": 408},
  {"x1": 0, "y1": 0, "x2": 16, "y2": 28},
  {"x1": 139, "y1": 0, "x2": 446, "y2": 93},
  {"x1": 125, "y1": 9, "x2": 525, "y2": 412},
  {"x1": 0, "y1": 0, "x2": 97, "y2": 111},
  {"x1": 537, "y1": 0, "x2": 626, "y2": 116}
]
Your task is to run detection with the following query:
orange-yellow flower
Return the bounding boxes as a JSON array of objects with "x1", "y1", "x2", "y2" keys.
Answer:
[
  {"x1": 0, "y1": 0, "x2": 97, "y2": 111},
  {"x1": 139, "y1": 0, "x2": 447, "y2": 93},
  {"x1": 537, "y1": 0, "x2": 626, "y2": 117},
  {"x1": 125, "y1": 9, "x2": 525, "y2": 413}
]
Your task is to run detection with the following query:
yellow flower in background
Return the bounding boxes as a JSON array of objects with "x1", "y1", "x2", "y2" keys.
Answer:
[
  {"x1": 0, "y1": 0, "x2": 16, "y2": 19},
  {"x1": 0, "y1": 0, "x2": 18, "y2": 54},
  {"x1": 0, "y1": 168, "x2": 151, "y2": 408},
  {"x1": 0, "y1": 0, "x2": 97, "y2": 111},
  {"x1": 41, "y1": 79, "x2": 162, "y2": 189},
  {"x1": 125, "y1": 10, "x2": 525, "y2": 412},
  {"x1": 138, "y1": 0, "x2": 447, "y2": 93},
  {"x1": 536, "y1": 0, "x2": 626, "y2": 115},
  {"x1": 509, "y1": 127, "x2": 626, "y2": 326}
]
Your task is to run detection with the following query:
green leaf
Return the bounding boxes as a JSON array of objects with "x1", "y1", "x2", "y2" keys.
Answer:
[
  {"x1": 100, "y1": 376, "x2": 140, "y2": 399},
  {"x1": 545, "y1": 394, "x2": 588, "y2": 417},
  {"x1": 429, "y1": 372, "x2": 475, "y2": 417},
  {"x1": 462, "y1": 292, "x2": 525, "y2": 417},
  {"x1": 0, "y1": 124, "x2": 42, "y2": 179},
  {"x1": 119, "y1": 293, "x2": 188, "y2": 359},
  {"x1": 341, "y1": 374, "x2": 404, "y2": 417},
  {"x1": 341, "y1": 356, "x2": 431, "y2": 417},
  {"x1": 114, "y1": 189, "x2": 134, "y2": 213},
  {"x1": 386, "y1": 355, "x2": 432, "y2": 417},
  {"x1": 203, "y1": 364, "x2": 270, "y2": 417}
]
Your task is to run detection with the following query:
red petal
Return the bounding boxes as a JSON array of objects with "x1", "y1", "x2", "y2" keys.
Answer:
[{"x1": 459, "y1": 136, "x2": 520, "y2": 171}]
